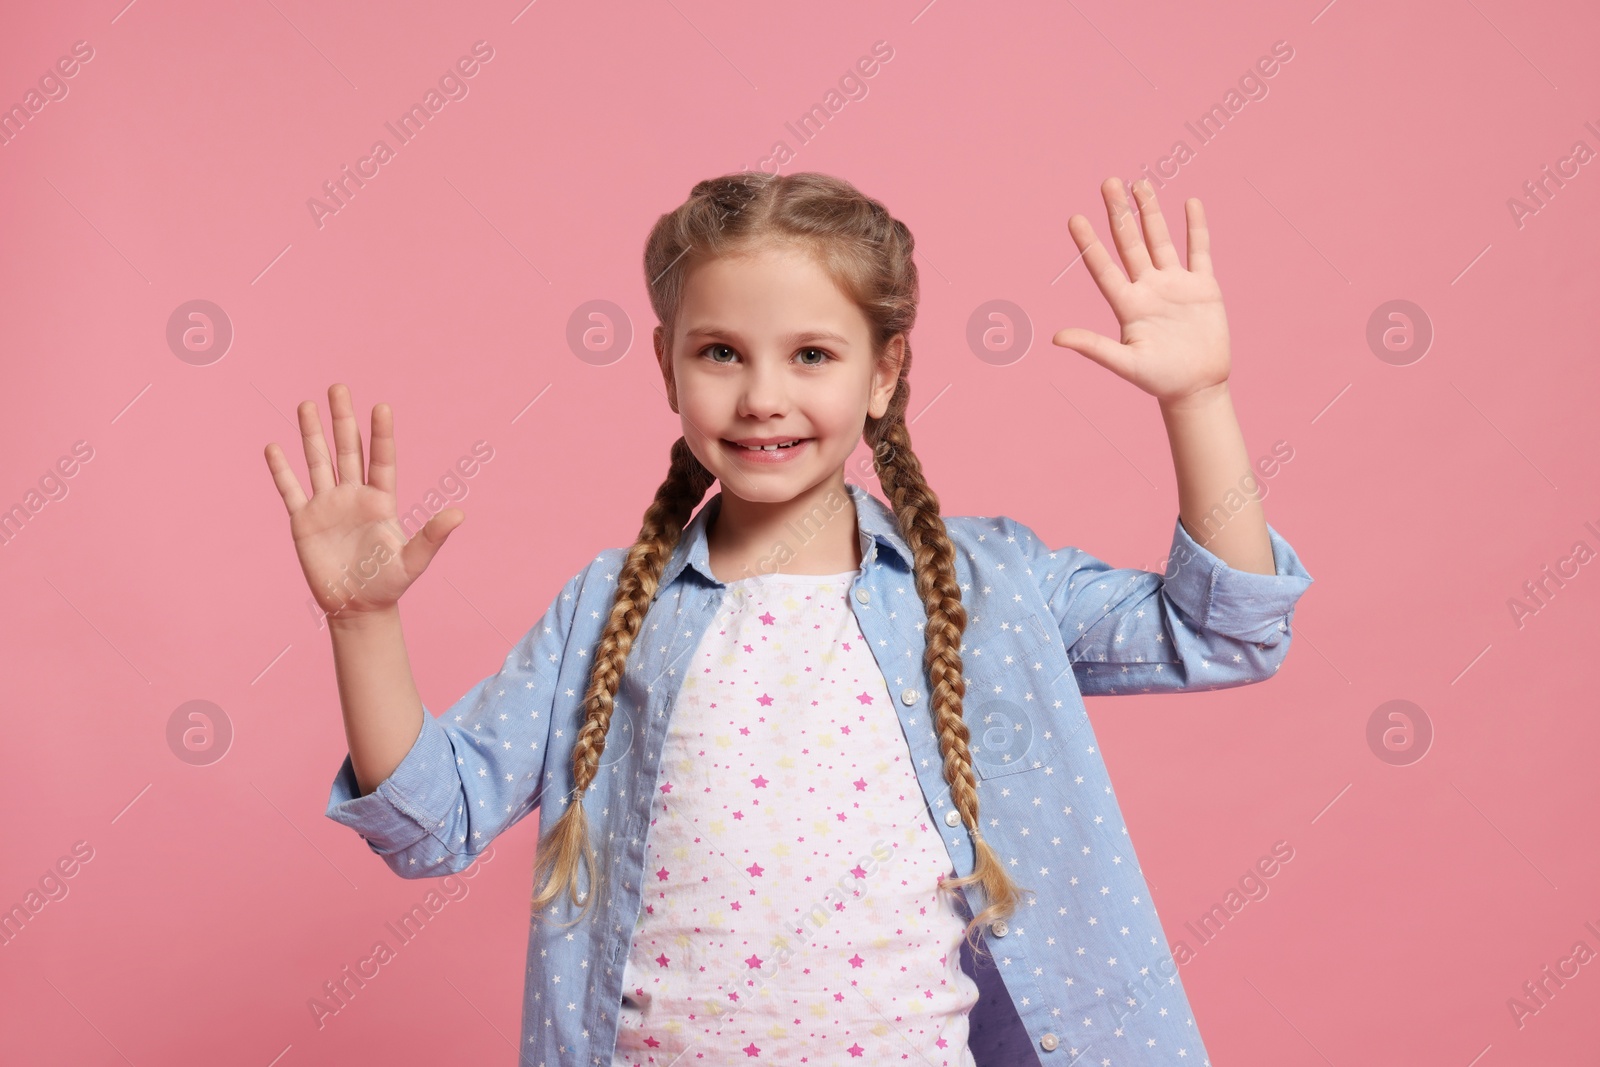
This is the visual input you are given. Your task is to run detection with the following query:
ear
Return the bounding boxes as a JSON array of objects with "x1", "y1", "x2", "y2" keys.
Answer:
[
  {"x1": 655, "y1": 325, "x2": 678, "y2": 413},
  {"x1": 868, "y1": 333, "x2": 905, "y2": 420}
]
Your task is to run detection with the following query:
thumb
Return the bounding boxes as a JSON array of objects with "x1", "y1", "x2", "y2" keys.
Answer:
[
  {"x1": 399, "y1": 508, "x2": 465, "y2": 576},
  {"x1": 1051, "y1": 327, "x2": 1131, "y2": 377}
]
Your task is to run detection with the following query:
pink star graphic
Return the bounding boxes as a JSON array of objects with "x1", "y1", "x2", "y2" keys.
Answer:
[
  {"x1": 733, "y1": 811, "x2": 745, "y2": 820},
  {"x1": 850, "y1": 863, "x2": 867, "y2": 879},
  {"x1": 751, "y1": 774, "x2": 769, "y2": 788},
  {"x1": 655, "y1": 867, "x2": 670, "y2": 881},
  {"x1": 854, "y1": 691, "x2": 874, "y2": 705},
  {"x1": 744, "y1": 953, "x2": 764, "y2": 969},
  {"x1": 758, "y1": 611, "x2": 775, "y2": 625},
  {"x1": 660, "y1": 782, "x2": 672, "y2": 794},
  {"x1": 848, "y1": 953, "x2": 865, "y2": 968},
  {"x1": 756, "y1": 693, "x2": 774, "y2": 706},
  {"x1": 853, "y1": 777, "x2": 867, "y2": 791},
  {"x1": 746, "y1": 861, "x2": 765, "y2": 877},
  {"x1": 846, "y1": 1042, "x2": 865, "y2": 1056},
  {"x1": 743, "y1": 1041, "x2": 762, "y2": 1056},
  {"x1": 739, "y1": 726, "x2": 750, "y2": 735},
  {"x1": 646, "y1": 1036, "x2": 661, "y2": 1048},
  {"x1": 655, "y1": 953, "x2": 670, "y2": 967}
]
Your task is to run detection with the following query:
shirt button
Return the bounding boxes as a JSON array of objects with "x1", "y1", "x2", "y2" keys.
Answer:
[
  {"x1": 990, "y1": 919, "x2": 1008, "y2": 937},
  {"x1": 1040, "y1": 1032, "x2": 1059, "y2": 1052},
  {"x1": 944, "y1": 809, "x2": 961, "y2": 827},
  {"x1": 900, "y1": 688, "x2": 918, "y2": 705},
  {"x1": 855, "y1": 588, "x2": 871, "y2": 605}
]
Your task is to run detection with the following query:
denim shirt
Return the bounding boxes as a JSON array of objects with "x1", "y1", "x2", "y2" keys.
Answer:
[{"x1": 326, "y1": 480, "x2": 1314, "y2": 1066}]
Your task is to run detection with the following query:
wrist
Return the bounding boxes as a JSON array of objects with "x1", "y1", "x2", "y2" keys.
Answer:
[
  {"x1": 327, "y1": 603, "x2": 401, "y2": 638},
  {"x1": 1159, "y1": 380, "x2": 1231, "y2": 415}
]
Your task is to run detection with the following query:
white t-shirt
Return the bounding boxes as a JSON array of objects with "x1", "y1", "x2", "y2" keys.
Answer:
[{"x1": 610, "y1": 569, "x2": 980, "y2": 1065}]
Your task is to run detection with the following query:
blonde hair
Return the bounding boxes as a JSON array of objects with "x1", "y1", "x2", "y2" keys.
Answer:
[{"x1": 529, "y1": 171, "x2": 1029, "y2": 958}]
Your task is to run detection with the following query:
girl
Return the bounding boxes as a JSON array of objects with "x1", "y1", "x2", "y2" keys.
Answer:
[{"x1": 267, "y1": 172, "x2": 1313, "y2": 1066}]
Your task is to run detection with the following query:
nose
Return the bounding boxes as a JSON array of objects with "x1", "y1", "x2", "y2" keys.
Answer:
[{"x1": 735, "y1": 353, "x2": 789, "y2": 418}]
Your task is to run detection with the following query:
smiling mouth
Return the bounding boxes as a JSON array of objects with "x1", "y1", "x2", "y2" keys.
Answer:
[{"x1": 723, "y1": 438, "x2": 811, "y2": 451}]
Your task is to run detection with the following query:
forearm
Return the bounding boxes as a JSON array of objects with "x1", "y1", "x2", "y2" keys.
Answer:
[
  {"x1": 328, "y1": 605, "x2": 428, "y2": 797},
  {"x1": 1158, "y1": 382, "x2": 1275, "y2": 575}
]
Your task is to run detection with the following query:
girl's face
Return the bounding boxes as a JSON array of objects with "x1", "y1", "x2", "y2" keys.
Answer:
[{"x1": 656, "y1": 242, "x2": 902, "y2": 505}]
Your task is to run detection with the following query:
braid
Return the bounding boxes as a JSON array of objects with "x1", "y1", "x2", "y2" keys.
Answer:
[
  {"x1": 529, "y1": 437, "x2": 714, "y2": 925},
  {"x1": 870, "y1": 407, "x2": 1032, "y2": 960}
]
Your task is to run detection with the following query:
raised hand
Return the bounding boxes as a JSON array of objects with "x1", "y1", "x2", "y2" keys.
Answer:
[
  {"x1": 1051, "y1": 178, "x2": 1231, "y2": 407},
  {"x1": 263, "y1": 384, "x2": 464, "y2": 626}
]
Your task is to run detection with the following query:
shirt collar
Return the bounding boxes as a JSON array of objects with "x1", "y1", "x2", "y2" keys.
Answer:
[{"x1": 657, "y1": 480, "x2": 914, "y2": 592}]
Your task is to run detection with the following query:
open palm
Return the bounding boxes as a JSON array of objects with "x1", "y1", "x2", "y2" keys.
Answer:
[
  {"x1": 263, "y1": 384, "x2": 463, "y2": 623},
  {"x1": 1052, "y1": 178, "x2": 1231, "y2": 404}
]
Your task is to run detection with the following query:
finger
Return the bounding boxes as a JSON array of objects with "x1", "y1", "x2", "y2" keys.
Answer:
[
  {"x1": 1066, "y1": 213, "x2": 1132, "y2": 308},
  {"x1": 1101, "y1": 177, "x2": 1153, "y2": 281},
  {"x1": 329, "y1": 383, "x2": 366, "y2": 487},
  {"x1": 1051, "y1": 327, "x2": 1136, "y2": 379},
  {"x1": 399, "y1": 508, "x2": 464, "y2": 575},
  {"x1": 263, "y1": 442, "x2": 309, "y2": 515},
  {"x1": 1185, "y1": 197, "x2": 1213, "y2": 276},
  {"x1": 298, "y1": 400, "x2": 337, "y2": 494},
  {"x1": 368, "y1": 402, "x2": 397, "y2": 496},
  {"x1": 1132, "y1": 180, "x2": 1180, "y2": 270}
]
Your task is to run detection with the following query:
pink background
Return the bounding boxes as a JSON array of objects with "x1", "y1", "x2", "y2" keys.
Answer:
[{"x1": 3, "y1": 0, "x2": 1597, "y2": 1063}]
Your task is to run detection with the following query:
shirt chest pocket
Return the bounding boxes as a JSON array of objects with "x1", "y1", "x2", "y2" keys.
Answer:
[{"x1": 964, "y1": 612, "x2": 1068, "y2": 780}]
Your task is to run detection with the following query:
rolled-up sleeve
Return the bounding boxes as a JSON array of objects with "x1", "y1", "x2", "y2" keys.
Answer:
[
  {"x1": 323, "y1": 563, "x2": 588, "y2": 877},
  {"x1": 325, "y1": 710, "x2": 463, "y2": 858},
  {"x1": 1007, "y1": 514, "x2": 1314, "y2": 696}
]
